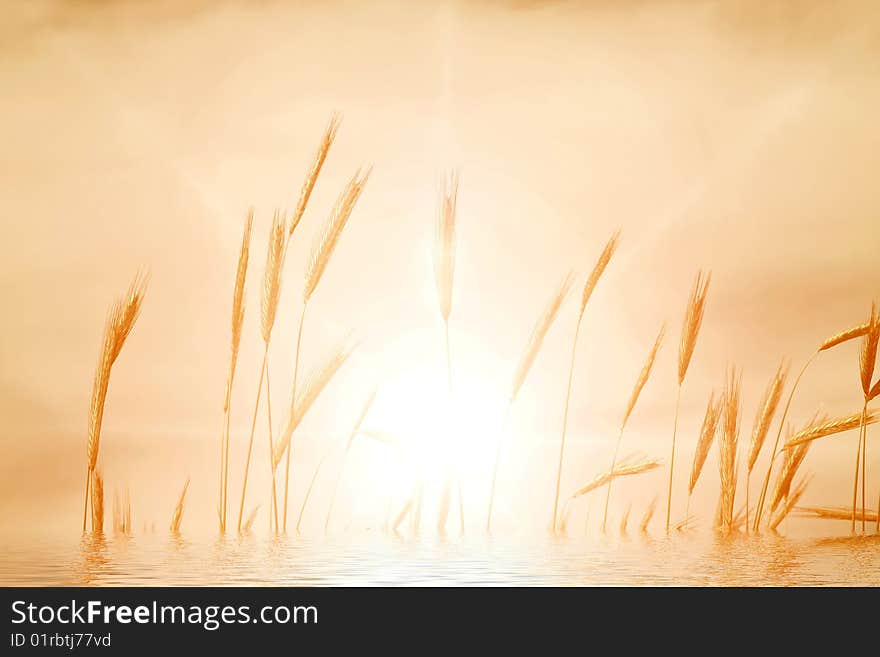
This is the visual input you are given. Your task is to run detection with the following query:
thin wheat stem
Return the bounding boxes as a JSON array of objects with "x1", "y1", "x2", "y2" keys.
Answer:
[
  {"x1": 266, "y1": 363, "x2": 279, "y2": 533},
  {"x1": 296, "y1": 447, "x2": 332, "y2": 533},
  {"x1": 754, "y1": 351, "x2": 816, "y2": 531},
  {"x1": 602, "y1": 424, "x2": 626, "y2": 533},
  {"x1": 82, "y1": 468, "x2": 91, "y2": 533},
  {"x1": 486, "y1": 401, "x2": 513, "y2": 532},
  {"x1": 852, "y1": 402, "x2": 867, "y2": 533},
  {"x1": 861, "y1": 405, "x2": 867, "y2": 531},
  {"x1": 283, "y1": 304, "x2": 308, "y2": 533},
  {"x1": 553, "y1": 313, "x2": 583, "y2": 534},
  {"x1": 684, "y1": 494, "x2": 691, "y2": 531},
  {"x1": 666, "y1": 384, "x2": 682, "y2": 533},
  {"x1": 237, "y1": 349, "x2": 267, "y2": 533}
]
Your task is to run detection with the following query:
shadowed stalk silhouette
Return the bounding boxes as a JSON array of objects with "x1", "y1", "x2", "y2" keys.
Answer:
[
  {"x1": 170, "y1": 478, "x2": 190, "y2": 534},
  {"x1": 433, "y1": 171, "x2": 463, "y2": 534},
  {"x1": 745, "y1": 361, "x2": 787, "y2": 530},
  {"x1": 853, "y1": 304, "x2": 879, "y2": 532},
  {"x1": 486, "y1": 272, "x2": 574, "y2": 531},
  {"x1": 84, "y1": 272, "x2": 148, "y2": 532},
  {"x1": 718, "y1": 367, "x2": 741, "y2": 533},
  {"x1": 603, "y1": 324, "x2": 665, "y2": 532},
  {"x1": 753, "y1": 320, "x2": 870, "y2": 531},
  {"x1": 552, "y1": 231, "x2": 618, "y2": 533},
  {"x1": 296, "y1": 387, "x2": 375, "y2": 532},
  {"x1": 666, "y1": 271, "x2": 710, "y2": 533},
  {"x1": 237, "y1": 210, "x2": 285, "y2": 533},
  {"x1": 219, "y1": 210, "x2": 253, "y2": 533},
  {"x1": 685, "y1": 391, "x2": 720, "y2": 528},
  {"x1": 278, "y1": 115, "x2": 340, "y2": 532},
  {"x1": 281, "y1": 167, "x2": 370, "y2": 533}
]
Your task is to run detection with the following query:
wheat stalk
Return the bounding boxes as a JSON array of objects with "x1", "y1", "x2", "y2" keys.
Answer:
[
  {"x1": 684, "y1": 391, "x2": 721, "y2": 527},
  {"x1": 289, "y1": 114, "x2": 341, "y2": 240},
  {"x1": 639, "y1": 497, "x2": 657, "y2": 533},
  {"x1": 666, "y1": 270, "x2": 711, "y2": 533},
  {"x1": 434, "y1": 171, "x2": 464, "y2": 533},
  {"x1": 487, "y1": 273, "x2": 575, "y2": 531},
  {"x1": 83, "y1": 272, "x2": 148, "y2": 532},
  {"x1": 274, "y1": 342, "x2": 354, "y2": 468},
  {"x1": 170, "y1": 478, "x2": 190, "y2": 534},
  {"x1": 237, "y1": 211, "x2": 286, "y2": 533},
  {"x1": 296, "y1": 387, "x2": 375, "y2": 533},
  {"x1": 281, "y1": 167, "x2": 370, "y2": 532},
  {"x1": 856, "y1": 304, "x2": 879, "y2": 532},
  {"x1": 769, "y1": 474, "x2": 811, "y2": 531},
  {"x1": 90, "y1": 471, "x2": 104, "y2": 534},
  {"x1": 795, "y1": 506, "x2": 879, "y2": 522},
  {"x1": 719, "y1": 367, "x2": 741, "y2": 533},
  {"x1": 619, "y1": 503, "x2": 632, "y2": 535},
  {"x1": 242, "y1": 505, "x2": 260, "y2": 534},
  {"x1": 753, "y1": 319, "x2": 870, "y2": 532},
  {"x1": 572, "y1": 455, "x2": 662, "y2": 498},
  {"x1": 552, "y1": 231, "x2": 619, "y2": 532},
  {"x1": 603, "y1": 324, "x2": 665, "y2": 532},
  {"x1": 745, "y1": 360, "x2": 787, "y2": 530},
  {"x1": 783, "y1": 409, "x2": 878, "y2": 448},
  {"x1": 770, "y1": 443, "x2": 810, "y2": 513},
  {"x1": 220, "y1": 210, "x2": 253, "y2": 533}
]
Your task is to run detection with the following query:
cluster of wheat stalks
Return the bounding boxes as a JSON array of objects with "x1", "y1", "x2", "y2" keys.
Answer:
[{"x1": 81, "y1": 117, "x2": 880, "y2": 538}]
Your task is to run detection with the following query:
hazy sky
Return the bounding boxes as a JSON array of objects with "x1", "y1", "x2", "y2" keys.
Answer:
[{"x1": 1, "y1": 0, "x2": 879, "y2": 537}]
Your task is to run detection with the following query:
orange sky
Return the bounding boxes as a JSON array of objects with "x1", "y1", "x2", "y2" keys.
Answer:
[{"x1": 1, "y1": 0, "x2": 879, "y2": 538}]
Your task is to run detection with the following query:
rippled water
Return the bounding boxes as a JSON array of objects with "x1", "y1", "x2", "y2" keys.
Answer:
[{"x1": 3, "y1": 531, "x2": 879, "y2": 586}]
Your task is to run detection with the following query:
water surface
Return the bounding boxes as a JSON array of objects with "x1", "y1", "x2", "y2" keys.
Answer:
[{"x1": 3, "y1": 532, "x2": 879, "y2": 586}]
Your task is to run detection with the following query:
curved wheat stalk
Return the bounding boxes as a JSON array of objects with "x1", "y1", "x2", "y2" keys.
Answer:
[
  {"x1": 170, "y1": 478, "x2": 190, "y2": 534},
  {"x1": 552, "y1": 231, "x2": 619, "y2": 532},
  {"x1": 297, "y1": 386, "x2": 375, "y2": 533},
  {"x1": 274, "y1": 342, "x2": 354, "y2": 468},
  {"x1": 753, "y1": 319, "x2": 870, "y2": 532},
  {"x1": 220, "y1": 210, "x2": 253, "y2": 533},
  {"x1": 770, "y1": 442, "x2": 810, "y2": 514},
  {"x1": 603, "y1": 324, "x2": 665, "y2": 532},
  {"x1": 685, "y1": 391, "x2": 721, "y2": 527},
  {"x1": 667, "y1": 270, "x2": 710, "y2": 533},
  {"x1": 84, "y1": 272, "x2": 148, "y2": 532},
  {"x1": 639, "y1": 497, "x2": 657, "y2": 533},
  {"x1": 487, "y1": 273, "x2": 574, "y2": 531},
  {"x1": 856, "y1": 304, "x2": 879, "y2": 531},
  {"x1": 745, "y1": 360, "x2": 787, "y2": 529},
  {"x1": 434, "y1": 171, "x2": 463, "y2": 533}
]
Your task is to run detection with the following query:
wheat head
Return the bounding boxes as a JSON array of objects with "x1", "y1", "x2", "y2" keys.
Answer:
[
  {"x1": 688, "y1": 391, "x2": 721, "y2": 495},
  {"x1": 510, "y1": 272, "x2": 575, "y2": 401},
  {"x1": 170, "y1": 477, "x2": 190, "y2": 533},
  {"x1": 784, "y1": 409, "x2": 879, "y2": 448},
  {"x1": 274, "y1": 342, "x2": 354, "y2": 467},
  {"x1": 260, "y1": 210, "x2": 286, "y2": 344},
  {"x1": 719, "y1": 367, "x2": 741, "y2": 531},
  {"x1": 579, "y1": 230, "x2": 620, "y2": 316},
  {"x1": 434, "y1": 171, "x2": 459, "y2": 323},
  {"x1": 860, "y1": 302, "x2": 879, "y2": 397},
  {"x1": 678, "y1": 270, "x2": 711, "y2": 385},
  {"x1": 819, "y1": 321, "x2": 870, "y2": 352},
  {"x1": 572, "y1": 455, "x2": 662, "y2": 498},
  {"x1": 289, "y1": 114, "x2": 341, "y2": 238},
  {"x1": 304, "y1": 167, "x2": 371, "y2": 302},
  {"x1": 769, "y1": 473, "x2": 811, "y2": 531},
  {"x1": 747, "y1": 360, "x2": 788, "y2": 473},
  {"x1": 622, "y1": 324, "x2": 666, "y2": 429}
]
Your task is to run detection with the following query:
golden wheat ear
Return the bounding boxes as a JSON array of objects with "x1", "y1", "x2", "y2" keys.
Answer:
[
  {"x1": 261, "y1": 210, "x2": 286, "y2": 344},
  {"x1": 434, "y1": 171, "x2": 459, "y2": 323},
  {"x1": 859, "y1": 302, "x2": 879, "y2": 397},
  {"x1": 289, "y1": 114, "x2": 341, "y2": 239},
  {"x1": 571, "y1": 456, "x2": 662, "y2": 498},
  {"x1": 718, "y1": 367, "x2": 742, "y2": 532},
  {"x1": 510, "y1": 272, "x2": 575, "y2": 402},
  {"x1": 677, "y1": 270, "x2": 711, "y2": 385},
  {"x1": 784, "y1": 409, "x2": 878, "y2": 448},
  {"x1": 622, "y1": 324, "x2": 665, "y2": 429},
  {"x1": 688, "y1": 391, "x2": 721, "y2": 495},
  {"x1": 304, "y1": 167, "x2": 371, "y2": 303},
  {"x1": 747, "y1": 361, "x2": 788, "y2": 475}
]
